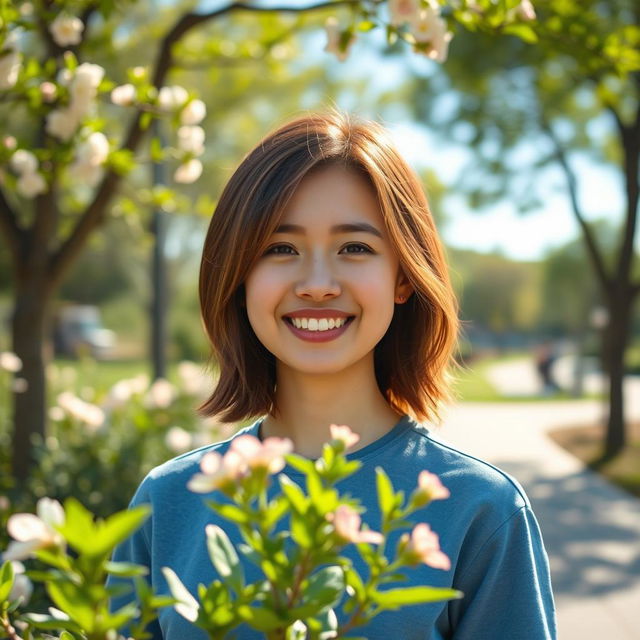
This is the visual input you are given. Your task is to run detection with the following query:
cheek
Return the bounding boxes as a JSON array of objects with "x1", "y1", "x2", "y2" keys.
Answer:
[{"x1": 244, "y1": 268, "x2": 284, "y2": 328}]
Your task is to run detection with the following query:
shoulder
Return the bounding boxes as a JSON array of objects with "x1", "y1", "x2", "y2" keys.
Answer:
[
  {"x1": 399, "y1": 421, "x2": 530, "y2": 518},
  {"x1": 130, "y1": 421, "x2": 259, "y2": 507}
]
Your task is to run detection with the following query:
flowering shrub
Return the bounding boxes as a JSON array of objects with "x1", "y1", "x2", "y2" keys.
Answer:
[
  {"x1": 0, "y1": 355, "x2": 232, "y2": 519},
  {"x1": 0, "y1": 426, "x2": 459, "y2": 639}
]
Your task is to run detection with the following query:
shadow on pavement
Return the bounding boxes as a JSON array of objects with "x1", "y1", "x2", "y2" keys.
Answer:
[{"x1": 491, "y1": 458, "x2": 640, "y2": 600}]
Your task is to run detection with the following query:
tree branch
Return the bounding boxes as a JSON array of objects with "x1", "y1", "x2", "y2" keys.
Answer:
[
  {"x1": 50, "y1": 0, "x2": 365, "y2": 286},
  {"x1": 0, "y1": 186, "x2": 24, "y2": 270},
  {"x1": 606, "y1": 98, "x2": 640, "y2": 294},
  {"x1": 540, "y1": 117, "x2": 612, "y2": 295}
]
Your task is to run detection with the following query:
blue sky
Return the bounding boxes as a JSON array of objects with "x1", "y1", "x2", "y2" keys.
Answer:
[{"x1": 192, "y1": 0, "x2": 633, "y2": 262}]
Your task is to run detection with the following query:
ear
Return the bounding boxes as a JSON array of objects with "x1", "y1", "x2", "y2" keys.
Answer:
[{"x1": 394, "y1": 271, "x2": 413, "y2": 304}]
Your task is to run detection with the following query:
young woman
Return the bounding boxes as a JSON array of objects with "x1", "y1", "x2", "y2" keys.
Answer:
[{"x1": 111, "y1": 112, "x2": 556, "y2": 639}]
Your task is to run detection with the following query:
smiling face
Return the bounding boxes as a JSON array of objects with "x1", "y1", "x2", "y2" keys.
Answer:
[{"x1": 244, "y1": 164, "x2": 412, "y2": 378}]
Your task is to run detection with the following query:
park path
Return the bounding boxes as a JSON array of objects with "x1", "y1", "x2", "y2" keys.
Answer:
[{"x1": 435, "y1": 359, "x2": 640, "y2": 639}]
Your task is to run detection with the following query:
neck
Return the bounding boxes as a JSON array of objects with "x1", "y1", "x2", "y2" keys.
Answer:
[{"x1": 260, "y1": 354, "x2": 402, "y2": 459}]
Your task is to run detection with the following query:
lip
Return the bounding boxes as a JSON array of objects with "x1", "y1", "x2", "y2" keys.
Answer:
[
  {"x1": 284, "y1": 316, "x2": 355, "y2": 343},
  {"x1": 283, "y1": 308, "x2": 354, "y2": 319}
]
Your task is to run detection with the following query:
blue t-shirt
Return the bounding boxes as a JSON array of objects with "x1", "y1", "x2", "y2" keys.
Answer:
[{"x1": 110, "y1": 415, "x2": 556, "y2": 639}]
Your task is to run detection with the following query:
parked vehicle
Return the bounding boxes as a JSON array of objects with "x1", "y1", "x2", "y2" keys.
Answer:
[{"x1": 53, "y1": 305, "x2": 116, "y2": 359}]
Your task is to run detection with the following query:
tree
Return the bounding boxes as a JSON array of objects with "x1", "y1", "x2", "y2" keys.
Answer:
[
  {"x1": 0, "y1": 0, "x2": 541, "y2": 480},
  {"x1": 403, "y1": 0, "x2": 640, "y2": 456}
]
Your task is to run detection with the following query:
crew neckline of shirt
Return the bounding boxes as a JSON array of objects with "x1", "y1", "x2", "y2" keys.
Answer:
[{"x1": 246, "y1": 414, "x2": 417, "y2": 476}]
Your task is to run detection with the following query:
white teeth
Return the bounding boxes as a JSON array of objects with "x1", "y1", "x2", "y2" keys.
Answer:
[{"x1": 289, "y1": 317, "x2": 349, "y2": 331}]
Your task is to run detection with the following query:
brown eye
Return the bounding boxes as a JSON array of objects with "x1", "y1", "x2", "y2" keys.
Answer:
[
  {"x1": 265, "y1": 244, "x2": 296, "y2": 255},
  {"x1": 341, "y1": 243, "x2": 373, "y2": 254}
]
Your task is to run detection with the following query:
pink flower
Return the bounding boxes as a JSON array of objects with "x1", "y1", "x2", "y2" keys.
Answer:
[
  {"x1": 403, "y1": 523, "x2": 450, "y2": 570},
  {"x1": 329, "y1": 424, "x2": 360, "y2": 450},
  {"x1": 416, "y1": 471, "x2": 450, "y2": 501},
  {"x1": 187, "y1": 450, "x2": 245, "y2": 493},
  {"x1": 327, "y1": 505, "x2": 383, "y2": 545},
  {"x1": 231, "y1": 434, "x2": 293, "y2": 473}
]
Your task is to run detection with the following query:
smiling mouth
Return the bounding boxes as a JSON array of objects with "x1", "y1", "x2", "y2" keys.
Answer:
[{"x1": 284, "y1": 316, "x2": 355, "y2": 332}]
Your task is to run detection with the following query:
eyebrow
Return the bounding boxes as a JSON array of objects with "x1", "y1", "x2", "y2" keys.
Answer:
[{"x1": 273, "y1": 222, "x2": 383, "y2": 239}]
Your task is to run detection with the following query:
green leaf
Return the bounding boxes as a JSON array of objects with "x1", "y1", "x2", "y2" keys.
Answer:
[
  {"x1": 0, "y1": 561, "x2": 15, "y2": 603},
  {"x1": 303, "y1": 566, "x2": 344, "y2": 610},
  {"x1": 47, "y1": 580, "x2": 96, "y2": 631},
  {"x1": 90, "y1": 506, "x2": 151, "y2": 556},
  {"x1": 279, "y1": 475, "x2": 308, "y2": 514},
  {"x1": 285, "y1": 454, "x2": 316, "y2": 475},
  {"x1": 503, "y1": 23, "x2": 539, "y2": 43},
  {"x1": 371, "y1": 586, "x2": 462, "y2": 609},
  {"x1": 343, "y1": 566, "x2": 365, "y2": 601},
  {"x1": 357, "y1": 20, "x2": 377, "y2": 32},
  {"x1": 205, "y1": 524, "x2": 244, "y2": 595},
  {"x1": 237, "y1": 604, "x2": 284, "y2": 632},
  {"x1": 375, "y1": 467, "x2": 395, "y2": 518},
  {"x1": 104, "y1": 560, "x2": 149, "y2": 577},
  {"x1": 290, "y1": 512, "x2": 313, "y2": 549},
  {"x1": 207, "y1": 500, "x2": 250, "y2": 525}
]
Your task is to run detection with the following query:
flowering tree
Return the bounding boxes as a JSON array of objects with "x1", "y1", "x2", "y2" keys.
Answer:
[
  {"x1": 0, "y1": 0, "x2": 538, "y2": 480},
  {"x1": 402, "y1": 0, "x2": 640, "y2": 456}
]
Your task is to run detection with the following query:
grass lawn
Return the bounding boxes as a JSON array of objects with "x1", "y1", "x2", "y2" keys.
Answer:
[
  {"x1": 549, "y1": 421, "x2": 640, "y2": 498},
  {"x1": 50, "y1": 358, "x2": 185, "y2": 391}
]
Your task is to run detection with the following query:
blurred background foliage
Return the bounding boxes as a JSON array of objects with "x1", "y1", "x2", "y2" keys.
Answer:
[{"x1": 0, "y1": 0, "x2": 639, "y2": 549}]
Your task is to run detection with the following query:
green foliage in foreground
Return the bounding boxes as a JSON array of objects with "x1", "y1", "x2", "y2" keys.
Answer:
[{"x1": 0, "y1": 433, "x2": 459, "y2": 639}]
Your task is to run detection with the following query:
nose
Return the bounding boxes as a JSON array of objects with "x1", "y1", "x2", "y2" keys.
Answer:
[{"x1": 294, "y1": 254, "x2": 341, "y2": 301}]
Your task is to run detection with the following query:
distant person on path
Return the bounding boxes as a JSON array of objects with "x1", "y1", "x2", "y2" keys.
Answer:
[
  {"x1": 110, "y1": 112, "x2": 556, "y2": 639},
  {"x1": 535, "y1": 340, "x2": 560, "y2": 395}
]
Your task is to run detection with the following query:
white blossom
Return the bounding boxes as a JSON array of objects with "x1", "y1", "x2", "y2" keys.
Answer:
[
  {"x1": 177, "y1": 126, "x2": 205, "y2": 156},
  {"x1": 144, "y1": 378, "x2": 176, "y2": 409},
  {"x1": 158, "y1": 85, "x2": 188, "y2": 110},
  {"x1": 411, "y1": 9, "x2": 453, "y2": 63},
  {"x1": 69, "y1": 63, "x2": 104, "y2": 113},
  {"x1": 3, "y1": 498, "x2": 65, "y2": 562},
  {"x1": 17, "y1": 171, "x2": 47, "y2": 198},
  {"x1": 165, "y1": 426, "x2": 193, "y2": 453},
  {"x1": 3, "y1": 136, "x2": 17, "y2": 150},
  {"x1": 40, "y1": 81, "x2": 57, "y2": 102},
  {"x1": 0, "y1": 45, "x2": 21, "y2": 90},
  {"x1": 0, "y1": 352, "x2": 22, "y2": 372},
  {"x1": 516, "y1": 0, "x2": 536, "y2": 21},
  {"x1": 388, "y1": 0, "x2": 421, "y2": 26},
  {"x1": 179, "y1": 99, "x2": 206, "y2": 125},
  {"x1": 56, "y1": 391, "x2": 105, "y2": 430},
  {"x1": 324, "y1": 17, "x2": 355, "y2": 62},
  {"x1": 49, "y1": 13, "x2": 84, "y2": 47},
  {"x1": 10, "y1": 149, "x2": 38, "y2": 175},
  {"x1": 76, "y1": 132, "x2": 109, "y2": 165},
  {"x1": 111, "y1": 83, "x2": 136, "y2": 106},
  {"x1": 46, "y1": 107, "x2": 80, "y2": 141},
  {"x1": 9, "y1": 570, "x2": 32, "y2": 605},
  {"x1": 177, "y1": 361, "x2": 207, "y2": 396},
  {"x1": 174, "y1": 158, "x2": 202, "y2": 184}
]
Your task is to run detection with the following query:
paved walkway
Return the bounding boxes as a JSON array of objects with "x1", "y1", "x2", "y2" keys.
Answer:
[{"x1": 436, "y1": 361, "x2": 640, "y2": 639}]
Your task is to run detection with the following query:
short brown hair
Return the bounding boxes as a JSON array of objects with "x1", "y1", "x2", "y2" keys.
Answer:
[{"x1": 198, "y1": 111, "x2": 458, "y2": 424}]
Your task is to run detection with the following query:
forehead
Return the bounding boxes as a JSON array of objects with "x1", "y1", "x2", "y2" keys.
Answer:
[{"x1": 278, "y1": 164, "x2": 384, "y2": 229}]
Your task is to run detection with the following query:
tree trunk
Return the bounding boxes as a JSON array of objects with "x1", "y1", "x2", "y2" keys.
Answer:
[
  {"x1": 11, "y1": 275, "x2": 53, "y2": 482},
  {"x1": 603, "y1": 292, "x2": 633, "y2": 458}
]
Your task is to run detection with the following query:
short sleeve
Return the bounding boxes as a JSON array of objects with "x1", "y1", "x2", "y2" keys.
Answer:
[{"x1": 447, "y1": 505, "x2": 556, "y2": 640}]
